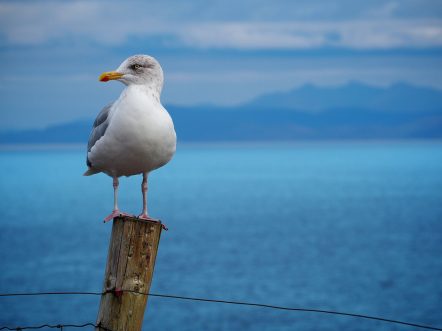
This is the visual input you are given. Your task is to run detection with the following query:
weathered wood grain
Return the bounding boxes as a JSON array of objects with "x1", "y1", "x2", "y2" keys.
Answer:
[{"x1": 96, "y1": 216, "x2": 163, "y2": 331}]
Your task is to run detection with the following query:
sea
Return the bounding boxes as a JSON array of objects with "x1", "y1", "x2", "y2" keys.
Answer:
[{"x1": 0, "y1": 141, "x2": 441, "y2": 331}]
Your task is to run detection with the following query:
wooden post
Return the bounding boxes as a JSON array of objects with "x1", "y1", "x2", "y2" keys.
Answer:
[{"x1": 96, "y1": 216, "x2": 163, "y2": 331}]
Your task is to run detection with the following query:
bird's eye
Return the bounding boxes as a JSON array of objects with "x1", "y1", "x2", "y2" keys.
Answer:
[{"x1": 131, "y1": 64, "x2": 142, "y2": 70}]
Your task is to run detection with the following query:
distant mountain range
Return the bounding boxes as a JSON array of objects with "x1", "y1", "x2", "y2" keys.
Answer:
[
  {"x1": 247, "y1": 81, "x2": 442, "y2": 112},
  {"x1": 1, "y1": 82, "x2": 442, "y2": 143}
]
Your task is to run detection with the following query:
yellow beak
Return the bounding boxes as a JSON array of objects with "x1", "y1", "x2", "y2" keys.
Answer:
[{"x1": 99, "y1": 71, "x2": 124, "y2": 82}]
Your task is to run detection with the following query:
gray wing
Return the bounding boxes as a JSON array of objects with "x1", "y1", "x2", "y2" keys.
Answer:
[{"x1": 86, "y1": 103, "x2": 113, "y2": 167}]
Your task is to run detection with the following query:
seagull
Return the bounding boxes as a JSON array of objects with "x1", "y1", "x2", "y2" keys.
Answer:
[{"x1": 84, "y1": 55, "x2": 176, "y2": 222}]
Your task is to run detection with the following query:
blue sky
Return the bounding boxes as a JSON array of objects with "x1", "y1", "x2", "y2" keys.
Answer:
[{"x1": 1, "y1": 0, "x2": 442, "y2": 129}]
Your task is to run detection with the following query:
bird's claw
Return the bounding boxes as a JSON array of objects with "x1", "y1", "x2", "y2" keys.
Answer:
[
  {"x1": 104, "y1": 210, "x2": 131, "y2": 223},
  {"x1": 137, "y1": 213, "x2": 157, "y2": 221}
]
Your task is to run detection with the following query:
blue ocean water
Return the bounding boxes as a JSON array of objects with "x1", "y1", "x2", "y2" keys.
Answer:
[{"x1": 0, "y1": 141, "x2": 441, "y2": 330}]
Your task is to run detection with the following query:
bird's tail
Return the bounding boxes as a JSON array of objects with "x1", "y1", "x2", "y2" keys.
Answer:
[{"x1": 83, "y1": 167, "x2": 100, "y2": 176}]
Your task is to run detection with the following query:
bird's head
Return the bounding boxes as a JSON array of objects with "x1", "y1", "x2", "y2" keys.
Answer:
[{"x1": 99, "y1": 55, "x2": 164, "y2": 91}]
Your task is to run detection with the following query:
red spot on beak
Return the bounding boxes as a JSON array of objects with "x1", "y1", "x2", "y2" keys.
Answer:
[{"x1": 98, "y1": 71, "x2": 123, "y2": 82}]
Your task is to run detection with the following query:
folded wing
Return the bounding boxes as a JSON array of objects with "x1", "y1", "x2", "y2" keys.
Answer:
[{"x1": 86, "y1": 103, "x2": 113, "y2": 168}]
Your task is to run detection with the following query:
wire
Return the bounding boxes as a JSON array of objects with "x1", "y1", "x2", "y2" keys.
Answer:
[
  {"x1": 0, "y1": 292, "x2": 102, "y2": 297},
  {"x1": 138, "y1": 292, "x2": 442, "y2": 331},
  {"x1": 0, "y1": 290, "x2": 440, "y2": 331},
  {"x1": 0, "y1": 323, "x2": 113, "y2": 330}
]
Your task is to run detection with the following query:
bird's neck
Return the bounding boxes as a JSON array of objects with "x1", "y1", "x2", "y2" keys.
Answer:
[{"x1": 127, "y1": 83, "x2": 162, "y2": 103}]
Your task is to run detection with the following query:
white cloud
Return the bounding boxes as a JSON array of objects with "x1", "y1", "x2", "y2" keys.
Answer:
[
  {"x1": 179, "y1": 20, "x2": 442, "y2": 49},
  {"x1": 0, "y1": 1, "x2": 441, "y2": 49}
]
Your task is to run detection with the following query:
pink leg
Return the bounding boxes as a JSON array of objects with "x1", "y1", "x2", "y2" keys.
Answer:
[
  {"x1": 104, "y1": 177, "x2": 130, "y2": 222},
  {"x1": 137, "y1": 174, "x2": 168, "y2": 230},
  {"x1": 138, "y1": 173, "x2": 156, "y2": 221}
]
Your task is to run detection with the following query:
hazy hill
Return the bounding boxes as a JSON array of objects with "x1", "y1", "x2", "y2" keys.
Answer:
[
  {"x1": 1, "y1": 82, "x2": 441, "y2": 143},
  {"x1": 245, "y1": 81, "x2": 442, "y2": 112}
]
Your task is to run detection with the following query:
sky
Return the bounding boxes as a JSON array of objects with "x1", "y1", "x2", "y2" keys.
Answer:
[{"x1": 1, "y1": 0, "x2": 442, "y2": 129}]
